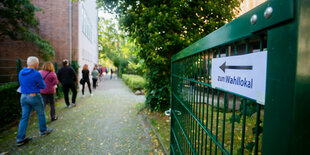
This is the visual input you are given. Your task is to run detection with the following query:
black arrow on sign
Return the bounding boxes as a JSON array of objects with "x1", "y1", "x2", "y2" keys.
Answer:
[{"x1": 219, "y1": 62, "x2": 253, "y2": 73}]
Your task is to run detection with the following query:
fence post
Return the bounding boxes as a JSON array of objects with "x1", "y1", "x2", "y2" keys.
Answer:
[
  {"x1": 16, "y1": 59, "x2": 22, "y2": 83},
  {"x1": 54, "y1": 62, "x2": 60, "y2": 97},
  {"x1": 54, "y1": 62, "x2": 58, "y2": 73}
]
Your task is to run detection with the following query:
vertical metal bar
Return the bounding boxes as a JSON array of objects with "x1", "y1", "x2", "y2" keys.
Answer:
[
  {"x1": 194, "y1": 54, "x2": 199, "y2": 152},
  {"x1": 187, "y1": 57, "x2": 191, "y2": 154},
  {"x1": 241, "y1": 99, "x2": 247, "y2": 155},
  {"x1": 230, "y1": 95, "x2": 236, "y2": 154},
  {"x1": 209, "y1": 50, "x2": 216, "y2": 155},
  {"x1": 241, "y1": 41, "x2": 249, "y2": 155},
  {"x1": 254, "y1": 36, "x2": 264, "y2": 155},
  {"x1": 215, "y1": 49, "x2": 221, "y2": 154},
  {"x1": 230, "y1": 44, "x2": 238, "y2": 154},
  {"x1": 221, "y1": 48, "x2": 228, "y2": 155},
  {"x1": 201, "y1": 51, "x2": 206, "y2": 154},
  {"x1": 191, "y1": 55, "x2": 196, "y2": 154},
  {"x1": 209, "y1": 87, "x2": 214, "y2": 155},
  {"x1": 205, "y1": 51, "x2": 210, "y2": 155},
  {"x1": 254, "y1": 104, "x2": 261, "y2": 155},
  {"x1": 198, "y1": 52, "x2": 203, "y2": 154},
  {"x1": 170, "y1": 59, "x2": 174, "y2": 155}
]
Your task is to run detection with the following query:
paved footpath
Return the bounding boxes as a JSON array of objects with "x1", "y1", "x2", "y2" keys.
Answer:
[{"x1": 0, "y1": 79, "x2": 156, "y2": 154}]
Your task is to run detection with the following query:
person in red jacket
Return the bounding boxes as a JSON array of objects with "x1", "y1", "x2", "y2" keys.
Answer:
[{"x1": 39, "y1": 62, "x2": 58, "y2": 121}]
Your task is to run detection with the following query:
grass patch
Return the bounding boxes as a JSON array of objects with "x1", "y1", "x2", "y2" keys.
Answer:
[
  {"x1": 172, "y1": 102, "x2": 263, "y2": 154},
  {"x1": 143, "y1": 108, "x2": 171, "y2": 153}
]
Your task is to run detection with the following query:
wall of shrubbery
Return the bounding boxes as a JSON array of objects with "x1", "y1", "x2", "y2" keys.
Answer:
[
  {"x1": 0, "y1": 82, "x2": 64, "y2": 128},
  {"x1": 0, "y1": 82, "x2": 21, "y2": 128}
]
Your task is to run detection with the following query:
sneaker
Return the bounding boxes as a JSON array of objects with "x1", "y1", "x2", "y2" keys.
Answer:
[
  {"x1": 51, "y1": 116, "x2": 58, "y2": 121},
  {"x1": 66, "y1": 105, "x2": 71, "y2": 108},
  {"x1": 17, "y1": 137, "x2": 32, "y2": 147},
  {"x1": 82, "y1": 94, "x2": 85, "y2": 97},
  {"x1": 72, "y1": 103, "x2": 76, "y2": 107},
  {"x1": 90, "y1": 94, "x2": 94, "y2": 96},
  {"x1": 40, "y1": 129, "x2": 54, "y2": 136}
]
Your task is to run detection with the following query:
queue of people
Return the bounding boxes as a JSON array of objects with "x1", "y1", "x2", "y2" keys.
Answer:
[{"x1": 16, "y1": 56, "x2": 107, "y2": 147}]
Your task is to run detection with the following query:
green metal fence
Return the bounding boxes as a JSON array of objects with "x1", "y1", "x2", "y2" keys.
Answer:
[{"x1": 170, "y1": 0, "x2": 310, "y2": 154}]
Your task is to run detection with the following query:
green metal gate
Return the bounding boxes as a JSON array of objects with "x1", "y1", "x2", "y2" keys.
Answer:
[{"x1": 170, "y1": 0, "x2": 310, "y2": 154}]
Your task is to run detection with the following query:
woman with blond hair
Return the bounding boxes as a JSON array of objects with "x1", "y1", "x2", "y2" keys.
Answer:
[
  {"x1": 81, "y1": 64, "x2": 92, "y2": 96},
  {"x1": 39, "y1": 62, "x2": 58, "y2": 121}
]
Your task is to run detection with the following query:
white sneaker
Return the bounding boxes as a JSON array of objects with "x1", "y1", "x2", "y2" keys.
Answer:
[
  {"x1": 72, "y1": 103, "x2": 76, "y2": 107},
  {"x1": 82, "y1": 94, "x2": 85, "y2": 97},
  {"x1": 90, "y1": 94, "x2": 94, "y2": 96}
]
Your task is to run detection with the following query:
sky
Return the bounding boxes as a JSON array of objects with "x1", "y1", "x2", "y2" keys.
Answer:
[{"x1": 98, "y1": 9, "x2": 119, "y2": 30}]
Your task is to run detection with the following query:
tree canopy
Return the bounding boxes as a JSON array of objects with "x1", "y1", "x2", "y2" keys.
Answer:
[
  {"x1": 0, "y1": 0, "x2": 54, "y2": 60},
  {"x1": 98, "y1": 0, "x2": 241, "y2": 110},
  {"x1": 98, "y1": 18, "x2": 143, "y2": 75}
]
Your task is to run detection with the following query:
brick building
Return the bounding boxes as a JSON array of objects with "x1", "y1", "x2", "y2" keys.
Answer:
[{"x1": 0, "y1": 0, "x2": 98, "y2": 83}]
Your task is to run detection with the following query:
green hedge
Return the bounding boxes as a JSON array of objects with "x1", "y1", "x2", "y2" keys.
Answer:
[
  {"x1": 0, "y1": 82, "x2": 21, "y2": 127},
  {"x1": 122, "y1": 74, "x2": 146, "y2": 92},
  {"x1": 0, "y1": 82, "x2": 64, "y2": 128}
]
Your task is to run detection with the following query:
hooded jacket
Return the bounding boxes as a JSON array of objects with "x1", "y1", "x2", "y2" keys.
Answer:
[{"x1": 19, "y1": 67, "x2": 46, "y2": 94}]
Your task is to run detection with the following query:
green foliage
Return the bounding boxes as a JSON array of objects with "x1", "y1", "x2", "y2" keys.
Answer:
[
  {"x1": 0, "y1": 0, "x2": 54, "y2": 60},
  {"x1": 98, "y1": 18, "x2": 144, "y2": 77},
  {"x1": 122, "y1": 74, "x2": 146, "y2": 91},
  {"x1": 228, "y1": 99, "x2": 264, "y2": 153},
  {"x1": 98, "y1": 0, "x2": 241, "y2": 111},
  {"x1": 70, "y1": 60, "x2": 80, "y2": 73},
  {"x1": 0, "y1": 82, "x2": 21, "y2": 127}
]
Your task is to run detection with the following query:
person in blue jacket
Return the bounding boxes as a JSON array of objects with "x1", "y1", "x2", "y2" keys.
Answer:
[{"x1": 17, "y1": 56, "x2": 53, "y2": 147}]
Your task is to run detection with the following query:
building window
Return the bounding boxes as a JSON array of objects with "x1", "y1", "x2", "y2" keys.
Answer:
[{"x1": 81, "y1": 6, "x2": 92, "y2": 42}]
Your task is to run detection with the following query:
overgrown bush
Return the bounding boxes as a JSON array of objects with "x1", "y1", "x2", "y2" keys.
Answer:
[
  {"x1": 122, "y1": 74, "x2": 146, "y2": 92},
  {"x1": 99, "y1": 0, "x2": 241, "y2": 111},
  {"x1": 0, "y1": 82, "x2": 21, "y2": 127}
]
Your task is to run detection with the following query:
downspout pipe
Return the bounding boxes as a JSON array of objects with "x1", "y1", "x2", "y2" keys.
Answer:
[{"x1": 69, "y1": 0, "x2": 72, "y2": 64}]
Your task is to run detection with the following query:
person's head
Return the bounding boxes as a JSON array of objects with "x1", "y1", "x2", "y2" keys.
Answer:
[
  {"x1": 93, "y1": 67, "x2": 97, "y2": 71},
  {"x1": 27, "y1": 56, "x2": 39, "y2": 69},
  {"x1": 41, "y1": 62, "x2": 55, "y2": 72},
  {"x1": 83, "y1": 64, "x2": 88, "y2": 70},
  {"x1": 62, "y1": 59, "x2": 69, "y2": 66}
]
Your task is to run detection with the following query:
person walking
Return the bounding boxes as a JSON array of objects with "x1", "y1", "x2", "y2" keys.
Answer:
[
  {"x1": 105, "y1": 67, "x2": 109, "y2": 79},
  {"x1": 81, "y1": 64, "x2": 92, "y2": 96},
  {"x1": 115, "y1": 67, "x2": 118, "y2": 79},
  {"x1": 57, "y1": 59, "x2": 77, "y2": 108},
  {"x1": 110, "y1": 67, "x2": 114, "y2": 80},
  {"x1": 91, "y1": 67, "x2": 99, "y2": 89},
  {"x1": 98, "y1": 65, "x2": 103, "y2": 83},
  {"x1": 39, "y1": 62, "x2": 58, "y2": 121},
  {"x1": 17, "y1": 56, "x2": 53, "y2": 147}
]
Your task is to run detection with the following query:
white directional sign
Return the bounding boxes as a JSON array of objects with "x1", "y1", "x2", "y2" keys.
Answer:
[{"x1": 211, "y1": 51, "x2": 267, "y2": 104}]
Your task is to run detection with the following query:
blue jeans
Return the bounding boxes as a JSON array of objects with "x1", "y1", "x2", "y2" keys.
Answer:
[{"x1": 17, "y1": 93, "x2": 47, "y2": 142}]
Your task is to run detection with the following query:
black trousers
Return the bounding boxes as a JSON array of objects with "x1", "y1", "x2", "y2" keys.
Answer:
[
  {"x1": 92, "y1": 78, "x2": 97, "y2": 89},
  {"x1": 62, "y1": 84, "x2": 77, "y2": 106},
  {"x1": 82, "y1": 80, "x2": 92, "y2": 95},
  {"x1": 41, "y1": 94, "x2": 56, "y2": 119}
]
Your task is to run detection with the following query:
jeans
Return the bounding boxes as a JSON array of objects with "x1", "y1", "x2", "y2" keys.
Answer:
[
  {"x1": 41, "y1": 94, "x2": 56, "y2": 119},
  {"x1": 92, "y1": 78, "x2": 97, "y2": 89},
  {"x1": 82, "y1": 80, "x2": 91, "y2": 95},
  {"x1": 99, "y1": 75, "x2": 102, "y2": 82},
  {"x1": 63, "y1": 84, "x2": 77, "y2": 106},
  {"x1": 17, "y1": 93, "x2": 47, "y2": 142}
]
